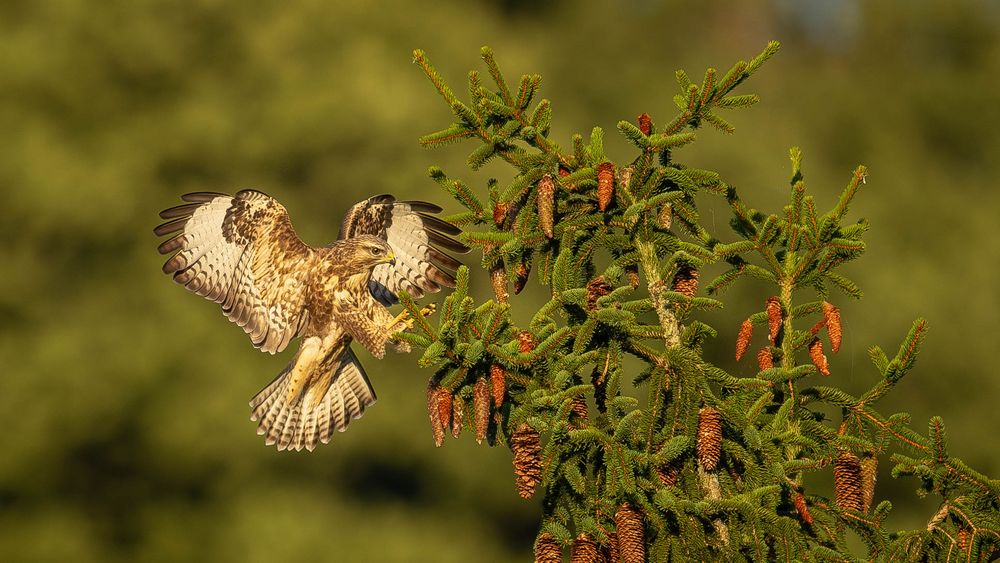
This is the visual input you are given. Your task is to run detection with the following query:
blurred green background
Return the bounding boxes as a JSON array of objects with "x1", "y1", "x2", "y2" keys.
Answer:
[{"x1": 1, "y1": 1, "x2": 998, "y2": 561}]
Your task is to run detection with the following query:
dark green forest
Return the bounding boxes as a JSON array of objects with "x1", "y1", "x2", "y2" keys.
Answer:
[{"x1": 1, "y1": 1, "x2": 998, "y2": 561}]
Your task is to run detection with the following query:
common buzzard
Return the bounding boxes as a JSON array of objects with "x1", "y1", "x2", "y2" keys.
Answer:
[{"x1": 155, "y1": 190, "x2": 468, "y2": 451}]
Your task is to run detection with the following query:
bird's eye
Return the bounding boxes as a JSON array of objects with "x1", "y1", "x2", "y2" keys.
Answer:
[{"x1": 371, "y1": 246, "x2": 385, "y2": 256}]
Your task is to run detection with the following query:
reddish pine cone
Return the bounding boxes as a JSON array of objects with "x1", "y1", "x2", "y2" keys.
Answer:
[
  {"x1": 427, "y1": 383, "x2": 445, "y2": 447},
  {"x1": 834, "y1": 452, "x2": 864, "y2": 511},
  {"x1": 534, "y1": 532, "x2": 562, "y2": 563},
  {"x1": 793, "y1": 492, "x2": 813, "y2": 526},
  {"x1": 517, "y1": 330, "x2": 536, "y2": 353},
  {"x1": 586, "y1": 276, "x2": 613, "y2": 311},
  {"x1": 451, "y1": 396, "x2": 464, "y2": 439},
  {"x1": 597, "y1": 162, "x2": 615, "y2": 212},
  {"x1": 474, "y1": 376, "x2": 490, "y2": 444},
  {"x1": 957, "y1": 528, "x2": 971, "y2": 553},
  {"x1": 765, "y1": 297, "x2": 783, "y2": 344},
  {"x1": 656, "y1": 460, "x2": 682, "y2": 487},
  {"x1": 570, "y1": 395, "x2": 589, "y2": 425},
  {"x1": 538, "y1": 174, "x2": 556, "y2": 239},
  {"x1": 671, "y1": 264, "x2": 699, "y2": 299},
  {"x1": 436, "y1": 388, "x2": 453, "y2": 435},
  {"x1": 570, "y1": 533, "x2": 600, "y2": 563},
  {"x1": 735, "y1": 319, "x2": 753, "y2": 361},
  {"x1": 697, "y1": 406, "x2": 723, "y2": 472},
  {"x1": 860, "y1": 456, "x2": 878, "y2": 513},
  {"x1": 493, "y1": 202, "x2": 509, "y2": 226},
  {"x1": 757, "y1": 348, "x2": 773, "y2": 371},
  {"x1": 513, "y1": 257, "x2": 532, "y2": 295},
  {"x1": 490, "y1": 363, "x2": 506, "y2": 408},
  {"x1": 511, "y1": 423, "x2": 543, "y2": 499},
  {"x1": 637, "y1": 112, "x2": 652, "y2": 135},
  {"x1": 809, "y1": 337, "x2": 830, "y2": 376},
  {"x1": 823, "y1": 301, "x2": 843, "y2": 353},
  {"x1": 615, "y1": 503, "x2": 646, "y2": 563}
]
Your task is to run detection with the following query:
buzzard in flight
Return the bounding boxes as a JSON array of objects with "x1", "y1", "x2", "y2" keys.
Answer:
[{"x1": 155, "y1": 190, "x2": 468, "y2": 451}]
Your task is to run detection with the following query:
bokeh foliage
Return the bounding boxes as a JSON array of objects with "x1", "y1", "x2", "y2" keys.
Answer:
[{"x1": 1, "y1": 1, "x2": 998, "y2": 561}]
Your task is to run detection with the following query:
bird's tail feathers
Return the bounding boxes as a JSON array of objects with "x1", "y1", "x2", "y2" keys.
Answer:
[{"x1": 249, "y1": 348, "x2": 376, "y2": 452}]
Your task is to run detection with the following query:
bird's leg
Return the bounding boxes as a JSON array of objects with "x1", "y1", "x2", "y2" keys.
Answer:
[{"x1": 388, "y1": 303, "x2": 437, "y2": 331}]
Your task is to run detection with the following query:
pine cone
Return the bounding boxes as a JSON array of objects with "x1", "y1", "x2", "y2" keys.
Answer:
[
  {"x1": 735, "y1": 319, "x2": 753, "y2": 361},
  {"x1": 615, "y1": 503, "x2": 645, "y2": 563},
  {"x1": 534, "y1": 532, "x2": 562, "y2": 563},
  {"x1": 570, "y1": 395, "x2": 589, "y2": 426},
  {"x1": 591, "y1": 366, "x2": 608, "y2": 414},
  {"x1": 490, "y1": 363, "x2": 506, "y2": 408},
  {"x1": 766, "y1": 296, "x2": 782, "y2": 345},
  {"x1": 697, "y1": 406, "x2": 723, "y2": 472},
  {"x1": 671, "y1": 264, "x2": 699, "y2": 299},
  {"x1": 538, "y1": 174, "x2": 556, "y2": 239},
  {"x1": 513, "y1": 257, "x2": 532, "y2": 295},
  {"x1": 637, "y1": 112, "x2": 652, "y2": 135},
  {"x1": 570, "y1": 533, "x2": 600, "y2": 563},
  {"x1": 834, "y1": 452, "x2": 863, "y2": 511},
  {"x1": 655, "y1": 460, "x2": 682, "y2": 488},
  {"x1": 518, "y1": 330, "x2": 536, "y2": 353},
  {"x1": 823, "y1": 301, "x2": 842, "y2": 353},
  {"x1": 451, "y1": 396, "x2": 464, "y2": 439},
  {"x1": 436, "y1": 388, "x2": 453, "y2": 435},
  {"x1": 757, "y1": 348, "x2": 773, "y2": 370},
  {"x1": 860, "y1": 455, "x2": 878, "y2": 513},
  {"x1": 586, "y1": 276, "x2": 613, "y2": 310},
  {"x1": 490, "y1": 261, "x2": 509, "y2": 304},
  {"x1": 657, "y1": 203, "x2": 672, "y2": 230},
  {"x1": 597, "y1": 162, "x2": 615, "y2": 212},
  {"x1": 474, "y1": 376, "x2": 490, "y2": 444},
  {"x1": 957, "y1": 528, "x2": 970, "y2": 553},
  {"x1": 511, "y1": 423, "x2": 543, "y2": 499},
  {"x1": 625, "y1": 264, "x2": 640, "y2": 288},
  {"x1": 493, "y1": 202, "x2": 509, "y2": 227},
  {"x1": 427, "y1": 382, "x2": 445, "y2": 447},
  {"x1": 604, "y1": 532, "x2": 621, "y2": 563},
  {"x1": 793, "y1": 492, "x2": 813, "y2": 526},
  {"x1": 809, "y1": 337, "x2": 830, "y2": 376}
]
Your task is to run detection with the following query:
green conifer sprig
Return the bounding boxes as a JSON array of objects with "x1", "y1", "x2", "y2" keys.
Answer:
[{"x1": 406, "y1": 43, "x2": 1000, "y2": 561}]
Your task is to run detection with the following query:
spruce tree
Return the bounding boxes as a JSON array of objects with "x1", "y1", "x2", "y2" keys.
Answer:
[{"x1": 395, "y1": 43, "x2": 1000, "y2": 561}]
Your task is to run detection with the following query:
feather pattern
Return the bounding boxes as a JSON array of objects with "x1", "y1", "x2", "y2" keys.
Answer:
[{"x1": 339, "y1": 194, "x2": 470, "y2": 305}]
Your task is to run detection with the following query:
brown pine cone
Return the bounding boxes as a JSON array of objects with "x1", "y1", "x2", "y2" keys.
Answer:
[
  {"x1": 823, "y1": 301, "x2": 842, "y2": 353},
  {"x1": 427, "y1": 383, "x2": 445, "y2": 447},
  {"x1": 834, "y1": 452, "x2": 863, "y2": 511},
  {"x1": 436, "y1": 388, "x2": 453, "y2": 435},
  {"x1": 511, "y1": 423, "x2": 543, "y2": 499},
  {"x1": 490, "y1": 261, "x2": 509, "y2": 304},
  {"x1": 570, "y1": 395, "x2": 589, "y2": 425},
  {"x1": 534, "y1": 532, "x2": 562, "y2": 563},
  {"x1": 625, "y1": 264, "x2": 640, "y2": 288},
  {"x1": 493, "y1": 202, "x2": 509, "y2": 226},
  {"x1": 490, "y1": 363, "x2": 506, "y2": 408},
  {"x1": 570, "y1": 533, "x2": 600, "y2": 563},
  {"x1": 513, "y1": 257, "x2": 532, "y2": 295},
  {"x1": 765, "y1": 296, "x2": 782, "y2": 345},
  {"x1": 809, "y1": 337, "x2": 830, "y2": 376},
  {"x1": 637, "y1": 112, "x2": 652, "y2": 136},
  {"x1": 538, "y1": 174, "x2": 556, "y2": 239},
  {"x1": 860, "y1": 456, "x2": 878, "y2": 513},
  {"x1": 591, "y1": 367, "x2": 608, "y2": 415},
  {"x1": 615, "y1": 503, "x2": 645, "y2": 563},
  {"x1": 655, "y1": 459, "x2": 682, "y2": 488},
  {"x1": 518, "y1": 330, "x2": 536, "y2": 353},
  {"x1": 451, "y1": 396, "x2": 464, "y2": 439},
  {"x1": 793, "y1": 492, "x2": 813, "y2": 526},
  {"x1": 474, "y1": 376, "x2": 490, "y2": 444},
  {"x1": 757, "y1": 348, "x2": 773, "y2": 370},
  {"x1": 586, "y1": 276, "x2": 613, "y2": 311},
  {"x1": 735, "y1": 319, "x2": 753, "y2": 361},
  {"x1": 671, "y1": 264, "x2": 699, "y2": 299},
  {"x1": 597, "y1": 162, "x2": 615, "y2": 212},
  {"x1": 697, "y1": 406, "x2": 723, "y2": 472}
]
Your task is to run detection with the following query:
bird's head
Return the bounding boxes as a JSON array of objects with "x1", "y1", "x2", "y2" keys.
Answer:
[{"x1": 348, "y1": 235, "x2": 396, "y2": 269}]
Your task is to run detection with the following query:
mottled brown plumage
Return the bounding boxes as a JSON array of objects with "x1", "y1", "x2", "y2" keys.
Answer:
[{"x1": 156, "y1": 190, "x2": 468, "y2": 451}]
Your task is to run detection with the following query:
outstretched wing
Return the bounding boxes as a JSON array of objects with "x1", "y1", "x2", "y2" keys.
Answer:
[
  {"x1": 155, "y1": 190, "x2": 314, "y2": 354},
  {"x1": 339, "y1": 194, "x2": 469, "y2": 305}
]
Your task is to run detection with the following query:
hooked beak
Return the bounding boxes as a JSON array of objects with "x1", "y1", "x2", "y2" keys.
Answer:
[{"x1": 384, "y1": 250, "x2": 396, "y2": 266}]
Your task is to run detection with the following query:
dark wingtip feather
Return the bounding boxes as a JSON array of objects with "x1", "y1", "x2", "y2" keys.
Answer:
[
  {"x1": 403, "y1": 200, "x2": 444, "y2": 214},
  {"x1": 426, "y1": 229, "x2": 471, "y2": 254},
  {"x1": 157, "y1": 234, "x2": 185, "y2": 255},
  {"x1": 153, "y1": 217, "x2": 188, "y2": 236},
  {"x1": 158, "y1": 202, "x2": 201, "y2": 220},
  {"x1": 418, "y1": 213, "x2": 461, "y2": 236},
  {"x1": 181, "y1": 191, "x2": 228, "y2": 203}
]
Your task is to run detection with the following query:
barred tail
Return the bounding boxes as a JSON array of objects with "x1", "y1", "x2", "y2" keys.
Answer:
[{"x1": 249, "y1": 349, "x2": 376, "y2": 452}]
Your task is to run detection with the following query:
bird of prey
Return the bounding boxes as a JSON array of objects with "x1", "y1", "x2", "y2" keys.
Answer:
[{"x1": 155, "y1": 190, "x2": 468, "y2": 451}]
